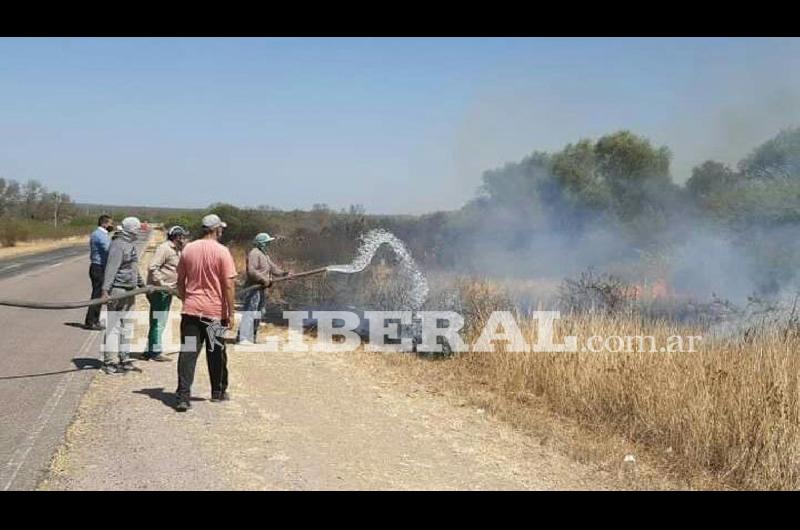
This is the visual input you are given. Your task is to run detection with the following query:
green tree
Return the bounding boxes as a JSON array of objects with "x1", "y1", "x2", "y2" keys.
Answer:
[
  {"x1": 739, "y1": 126, "x2": 800, "y2": 180},
  {"x1": 550, "y1": 139, "x2": 611, "y2": 211},
  {"x1": 593, "y1": 131, "x2": 672, "y2": 220}
]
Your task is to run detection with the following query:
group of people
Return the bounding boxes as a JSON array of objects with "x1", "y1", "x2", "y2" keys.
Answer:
[{"x1": 83, "y1": 213, "x2": 288, "y2": 412}]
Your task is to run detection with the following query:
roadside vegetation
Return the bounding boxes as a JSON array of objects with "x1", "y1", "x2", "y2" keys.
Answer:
[
  {"x1": 0, "y1": 178, "x2": 93, "y2": 247},
  {"x1": 420, "y1": 278, "x2": 800, "y2": 490}
]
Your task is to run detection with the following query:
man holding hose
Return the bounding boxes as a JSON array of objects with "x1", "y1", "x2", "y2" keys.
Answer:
[
  {"x1": 101, "y1": 217, "x2": 145, "y2": 375},
  {"x1": 237, "y1": 232, "x2": 289, "y2": 345},
  {"x1": 174, "y1": 214, "x2": 237, "y2": 412}
]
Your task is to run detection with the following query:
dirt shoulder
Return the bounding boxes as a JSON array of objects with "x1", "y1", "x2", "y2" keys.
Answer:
[{"x1": 41, "y1": 323, "x2": 638, "y2": 490}]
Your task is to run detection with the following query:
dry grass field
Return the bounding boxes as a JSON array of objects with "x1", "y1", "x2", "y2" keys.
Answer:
[
  {"x1": 370, "y1": 279, "x2": 800, "y2": 490},
  {"x1": 228, "y1": 239, "x2": 800, "y2": 489}
]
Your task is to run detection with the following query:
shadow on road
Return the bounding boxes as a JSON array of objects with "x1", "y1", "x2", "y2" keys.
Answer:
[
  {"x1": 64, "y1": 322, "x2": 90, "y2": 330},
  {"x1": 133, "y1": 387, "x2": 206, "y2": 409},
  {"x1": 0, "y1": 357, "x2": 102, "y2": 380}
]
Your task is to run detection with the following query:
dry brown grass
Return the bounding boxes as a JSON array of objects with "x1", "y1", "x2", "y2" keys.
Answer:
[{"x1": 373, "y1": 278, "x2": 800, "y2": 490}]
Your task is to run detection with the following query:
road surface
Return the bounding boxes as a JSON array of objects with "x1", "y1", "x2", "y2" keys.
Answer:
[
  {"x1": 0, "y1": 244, "x2": 88, "y2": 282},
  {"x1": 0, "y1": 235, "x2": 149, "y2": 490}
]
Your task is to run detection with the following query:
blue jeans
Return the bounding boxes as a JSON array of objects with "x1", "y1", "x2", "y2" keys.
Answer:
[{"x1": 237, "y1": 288, "x2": 265, "y2": 343}]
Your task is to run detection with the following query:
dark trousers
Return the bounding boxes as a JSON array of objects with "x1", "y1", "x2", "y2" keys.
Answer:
[
  {"x1": 84, "y1": 263, "x2": 105, "y2": 326},
  {"x1": 177, "y1": 314, "x2": 228, "y2": 401}
]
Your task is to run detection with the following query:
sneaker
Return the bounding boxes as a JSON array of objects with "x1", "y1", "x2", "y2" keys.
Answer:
[
  {"x1": 210, "y1": 391, "x2": 231, "y2": 402},
  {"x1": 119, "y1": 361, "x2": 141, "y2": 373},
  {"x1": 175, "y1": 400, "x2": 191, "y2": 412},
  {"x1": 84, "y1": 323, "x2": 105, "y2": 331},
  {"x1": 149, "y1": 354, "x2": 172, "y2": 362},
  {"x1": 101, "y1": 363, "x2": 122, "y2": 375}
]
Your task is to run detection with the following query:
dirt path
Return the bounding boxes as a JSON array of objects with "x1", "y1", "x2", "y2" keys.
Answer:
[
  {"x1": 38, "y1": 232, "x2": 630, "y2": 491},
  {"x1": 40, "y1": 323, "x2": 629, "y2": 490}
]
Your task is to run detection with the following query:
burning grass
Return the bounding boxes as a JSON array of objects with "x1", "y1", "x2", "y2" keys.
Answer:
[{"x1": 404, "y1": 277, "x2": 800, "y2": 490}]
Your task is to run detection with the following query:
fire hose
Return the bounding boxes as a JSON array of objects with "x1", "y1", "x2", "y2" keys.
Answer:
[{"x1": 0, "y1": 267, "x2": 330, "y2": 310}]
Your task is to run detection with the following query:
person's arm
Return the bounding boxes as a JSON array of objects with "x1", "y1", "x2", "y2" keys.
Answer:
[
  {"x1": 176, "y1": 255, "x2": 186, "y2": 300},
  {"x1": 222, "y1": 249, "x2": 237, "y2": 324},
  {"x1": 148, "y1": 244, "x2": 169, "y2": 286},
  {"x1": 99, "y1": 231, "x2": 111, "y2": 265},
  {"x1": 224, "y1": 277, "x2": 236, "y2": 325},
  {"x1": 266, "y1": 254, "x2": 289, "y2": 277},
  {"x1": 247, "y1": 250, "x2": 272, "y2": 286},
  {"x1": 101, "y1": 242, "x2": 122, "y2": 297}
]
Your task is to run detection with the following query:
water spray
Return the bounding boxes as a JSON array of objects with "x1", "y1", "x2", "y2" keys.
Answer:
[{"x1": 325, "y1": 228, "x2": 429, "y2": 309}]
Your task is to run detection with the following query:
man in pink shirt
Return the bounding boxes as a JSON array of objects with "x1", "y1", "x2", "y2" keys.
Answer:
[{"x1": 174, "y1": 214, "x2": 237, "y2": 412}]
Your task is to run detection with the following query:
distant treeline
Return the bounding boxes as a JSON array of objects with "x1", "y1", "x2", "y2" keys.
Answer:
[
  {"x1": 72, "y1": 203, "x2": 202, "y2": 221},
  {"x1": 156, "y1": 127, "x2": 800, "y2": 296}
]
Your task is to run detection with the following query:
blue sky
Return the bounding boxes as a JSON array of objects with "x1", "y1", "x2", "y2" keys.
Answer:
[{"x1": 1, "y1": 37, "x2": 799, "y2": 214}]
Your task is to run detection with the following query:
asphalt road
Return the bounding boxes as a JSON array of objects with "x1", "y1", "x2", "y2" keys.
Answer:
[
  {"x1": 0, "y1": 245, "x2": 88, "y2": 282},
  {"x1": 0, "y1": 235, "x2": 150, "y2": 490}
]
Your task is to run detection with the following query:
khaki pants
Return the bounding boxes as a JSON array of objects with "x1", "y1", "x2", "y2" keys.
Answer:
[{"x1": 102, "y1": 287, "x2": 136, "y2": 365}]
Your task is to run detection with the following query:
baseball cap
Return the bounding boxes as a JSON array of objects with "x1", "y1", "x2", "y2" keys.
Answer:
[
  {"x1": 121, "y1": 217, "x2": 141, "y2": 233},
  {"x1": 254, "y1": 232, "x2": 276, "y2": 244},
  {"x1": 168, "y1": 225, "x2": 189, "y2": 238},
  {"x1": 201, "y1": 214, "x2": 227, "y2": 229}
]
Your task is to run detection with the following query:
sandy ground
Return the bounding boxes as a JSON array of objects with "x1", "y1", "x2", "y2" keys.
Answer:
[
  {"x1": 0, "y1": 236, "x2": 88, "y2": 261},
  {"x1": 40, "y1": 327, "x2": 633, "y2": 490},
  {"x1": 38, "y1": 232, "x2": 651, "y2": 491}
]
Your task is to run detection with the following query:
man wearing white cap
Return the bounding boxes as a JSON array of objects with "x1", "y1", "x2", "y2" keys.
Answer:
[
  {"x1": 174, "y1": 214, "x2": 237, "y2": 412},
  {"x1": 101, "y1": 216, "x2": 145, "y2": 375}
]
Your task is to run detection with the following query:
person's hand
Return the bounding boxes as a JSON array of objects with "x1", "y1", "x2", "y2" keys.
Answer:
[{"x1": 100, "y1": 291, "x2": 111, "y2": 302}]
